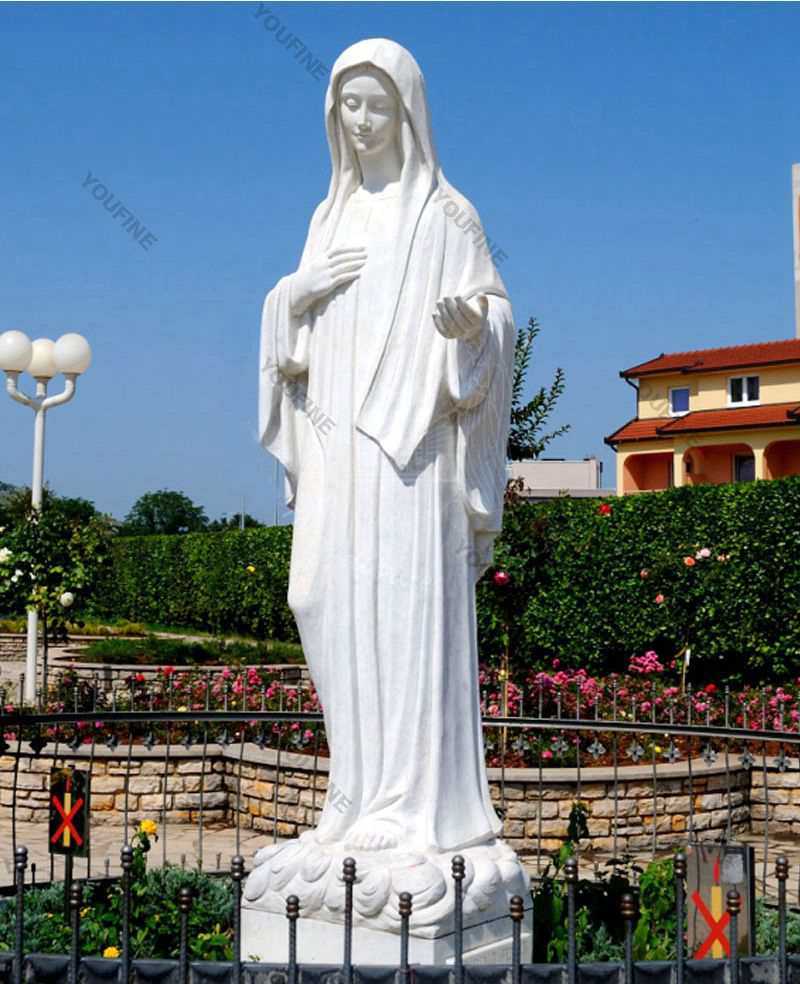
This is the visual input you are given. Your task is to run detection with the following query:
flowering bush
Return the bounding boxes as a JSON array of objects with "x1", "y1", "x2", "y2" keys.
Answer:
[{"x1": 0, "y1": 507, "x2": 111, "y2": 639}]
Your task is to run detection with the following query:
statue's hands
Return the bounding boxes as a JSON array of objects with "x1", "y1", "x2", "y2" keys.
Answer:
[
  {"x1": 433, "y1": 294, "x2": 488, "y2": 341},
  {"x1": 290, "y1": 247, "x2": 367, "y2": 317}
]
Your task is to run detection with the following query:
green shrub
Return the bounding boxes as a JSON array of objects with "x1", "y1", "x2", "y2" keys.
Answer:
[
  {"x1": 79, "y1": 635, "x2": 304, "y2": 666},
  {"x1": 92, "y1": 526, "x2": 295, "y2": 642},
  {"x1": 95, "y1": 478, "x2": 800, "y2": 683},
  {"x1": 482, "y1": 476, "x2": 800, "y2": 684}
]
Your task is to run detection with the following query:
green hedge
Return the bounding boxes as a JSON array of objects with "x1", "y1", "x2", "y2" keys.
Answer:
[
  {"x1": 481, "y1": 475, "x2": 800, "y2": 683},
  {"x1": 92, "y1": 526, "x2": 296, "y2": 642},
  {"x1": 95, "y1": 477, "x2": 800, "y2": 683}
]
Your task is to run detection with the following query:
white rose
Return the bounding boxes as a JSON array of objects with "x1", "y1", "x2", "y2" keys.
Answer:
[
  {"x1": 0, "y1": 547, "x2": 11, "y2": 564},
  {"x1": 59, "y1": 591, "x2": 75, "y2": 608}
]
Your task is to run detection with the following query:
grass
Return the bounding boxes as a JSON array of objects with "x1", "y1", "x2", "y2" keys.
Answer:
[{"x1": 75, "y1": 635, "x2": 305, "y2": 666}]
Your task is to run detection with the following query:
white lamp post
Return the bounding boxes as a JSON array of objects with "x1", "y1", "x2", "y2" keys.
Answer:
[{"x1": 0, "y1": 329, "x2": 92, "y2": 704}]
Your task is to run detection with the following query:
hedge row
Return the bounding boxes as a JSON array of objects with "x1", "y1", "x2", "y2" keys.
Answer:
[
  {"x1": 94, "y1": 477, "x2": 800, "y2": 683},
  {"x1": 481, "y1": 475, "x2": 800, "y2": 683},
  {"x1": 91, "y1": 526, "x2": 296, "y2": 642}
]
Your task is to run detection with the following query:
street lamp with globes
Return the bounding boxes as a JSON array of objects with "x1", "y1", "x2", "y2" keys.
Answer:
[{"x1": 0, "y1": 329, "x2": 92, "y2": 703}]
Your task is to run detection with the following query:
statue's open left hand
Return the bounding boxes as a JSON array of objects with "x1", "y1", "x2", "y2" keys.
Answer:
[
  {"x1": 290, "y1": 247, "x2": 368, "y2": 317},
  {"x1": 433, "y1": 295, "x2": 488, "y2": 340}
]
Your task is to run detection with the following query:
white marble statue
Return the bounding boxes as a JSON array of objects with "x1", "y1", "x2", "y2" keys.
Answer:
[{"x1": 246, "y1": 38, "x2": 526, "y2": 948}]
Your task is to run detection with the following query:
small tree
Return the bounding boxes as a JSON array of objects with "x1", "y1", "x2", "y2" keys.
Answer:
[
  {"x1": 507, "y1": 317, "x2": 570, "y2": 461},
  {"x1": 122, "y1": 490, "x2": 208, "y2": 536}
]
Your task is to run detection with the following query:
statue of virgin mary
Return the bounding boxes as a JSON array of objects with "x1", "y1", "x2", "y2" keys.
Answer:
[{"x1": 245, "y1": 38, "x2": 527, "y2": 940}]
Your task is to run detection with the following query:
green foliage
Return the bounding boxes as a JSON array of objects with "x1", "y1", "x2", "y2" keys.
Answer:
[
  {"x1": 632, "y1": 858, "x2": 677, "y2": 961},
  {"x1": 0, "y1": 486, "x2": 99, "y2": 529},
  {"x1": 0, "y1": 501, "x2": 113, "y2": 639},
  {"x1": 122, "y1": 490, "x2": 208, "y2": 536},
  {"x1": 80, "y1": 634, "x2": 304, "y2": 665},
  {"x1": 0, "y1": 829, "x2": 234, "y2": 961},
  {"x1": 531, "y1": 805, "x2": 676, "y2": 963},
  {"x1": 93, "y1": 526, "x2": 296, "y2": 642},
  {"x1": 507, "y1": 317, "x2": 570, "y2": 461},
  {"x1": 207, "y1": 512, "x2": 262, "y2": 532},
  {"x1": 479, "y1": 476, "x2": 800, "y2": 684},
  {"x1": 755, "y1": 898, "x2": 800, "y2": 954},
  {"x1": 96, "y1": 477, "x2": 800, "y2": 679}
]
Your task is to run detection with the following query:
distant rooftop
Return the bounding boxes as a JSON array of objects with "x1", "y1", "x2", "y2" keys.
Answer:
[{"x1": 621, "y1": 339, "x2": 800, "y2": 379}]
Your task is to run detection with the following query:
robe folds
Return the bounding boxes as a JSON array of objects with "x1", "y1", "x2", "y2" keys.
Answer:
[{"x1": 258, "y1": 39, "x2": 516, "y2": 854}]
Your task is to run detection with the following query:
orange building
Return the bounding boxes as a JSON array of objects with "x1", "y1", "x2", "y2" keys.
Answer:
[{"x1": 606, "y1": 339, "x2": 800, "y2": 494}]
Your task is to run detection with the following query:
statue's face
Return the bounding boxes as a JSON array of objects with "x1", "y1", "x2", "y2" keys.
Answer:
[{"x1": 338, "y1": 67, "x2": 400, "y2": 161}]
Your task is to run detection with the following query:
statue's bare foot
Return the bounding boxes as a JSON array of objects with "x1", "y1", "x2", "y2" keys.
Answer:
[{"x1": 345, "y1": 819, "x2": 401, "y2": 852}]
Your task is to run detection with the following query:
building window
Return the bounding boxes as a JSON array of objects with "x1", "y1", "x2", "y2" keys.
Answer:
[
  {"x1": 729, "y1": 375, "x2": 760, "y2": 405},
  {"x1": 669, "y1": 387, "x2": 690, "y2": 415},
  {"x1": 734, "y1": 454, "x2": 755, "y2": 482}
]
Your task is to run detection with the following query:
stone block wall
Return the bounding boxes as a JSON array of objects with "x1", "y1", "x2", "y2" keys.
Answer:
[{"x1": 0, "y1": 745, "x2": 794, "y2": 853}]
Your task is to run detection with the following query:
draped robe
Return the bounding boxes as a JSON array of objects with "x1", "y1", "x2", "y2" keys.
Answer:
[{"x1": 258, "y1": 38, "x2": 516, "y2": 856}]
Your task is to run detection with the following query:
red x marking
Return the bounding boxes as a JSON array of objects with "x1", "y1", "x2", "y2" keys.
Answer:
[
  {"x1": 692, "y1": 890, "x2": 731, "y2": 958},
  {"x1": 51, "y1": 794, "x2": 84, "y2": 847}
]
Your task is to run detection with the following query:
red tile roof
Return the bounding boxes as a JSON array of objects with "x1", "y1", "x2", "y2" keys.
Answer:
[
  {"x1": 622, "y1": 339, "x2": 800, "y2": 379},
  {"x1": 605, "y1": 417, "x2": 668, "y2": 445},
  {"x1": 606, "y1": 402, "x2": 800, "y2": 446}
]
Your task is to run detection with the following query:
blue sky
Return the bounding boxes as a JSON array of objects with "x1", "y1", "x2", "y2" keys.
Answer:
[{"x1": 1, "y1": 2, "x2": 798, "y2": 521}]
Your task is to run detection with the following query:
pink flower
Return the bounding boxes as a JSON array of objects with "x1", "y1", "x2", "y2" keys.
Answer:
[
  {"x1": 493, "y1": 570, "x2": 511, "y2": 587},
  {"x1": 655, "y1": 594, "x2": 665, "y2": 604},
  {"x1": 542, "y1": 749, "x2": 553, "y2": 760}
]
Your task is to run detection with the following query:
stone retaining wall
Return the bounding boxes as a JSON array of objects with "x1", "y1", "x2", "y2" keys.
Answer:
[{"x1": 3, "y1": 745, "x2": 794, "y2": 854}]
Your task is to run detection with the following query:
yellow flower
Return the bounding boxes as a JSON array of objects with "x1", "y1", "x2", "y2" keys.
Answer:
[
  {"x1": 81, "y1": 906, "x2": 91, "y2": 917},
  {"x1": 103, "y1": 946, "x2": 121, "y2": 959},
  {"x1": 177, "y1": 705, "x2": 188, "y2": 712},
  {"x1": 139, "y1": 819, "x2": 158, "y2": 836},
  {"x1": 654, "y1": 745, "x2": 662, "y2": 754},
  {"x1": 246, "y1": 564, "x2": 256, "y2": 574}
]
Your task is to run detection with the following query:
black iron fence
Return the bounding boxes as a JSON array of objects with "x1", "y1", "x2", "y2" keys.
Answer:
[
  {"x1": 1, "y1": 849, "x2": 797, "y2": 984},
  {"x1": 2, "y1": 676, "x2": 800, "y2": 977}
]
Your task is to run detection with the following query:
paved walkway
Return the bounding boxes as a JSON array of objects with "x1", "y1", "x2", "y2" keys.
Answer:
[
  {"x1": 4, "y1": 818, "x2": 800, "y2": 905},
  {"x1": 0, "y1": 818, "x2": 266, "y2": 887}
]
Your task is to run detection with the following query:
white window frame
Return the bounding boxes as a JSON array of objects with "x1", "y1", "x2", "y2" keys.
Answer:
[
  {"x1": 668, "y1": 386, "x2": 691, "y2": 416},
  {"x1": 728, "y1": 375, "x2": 760, "y2": 406}
]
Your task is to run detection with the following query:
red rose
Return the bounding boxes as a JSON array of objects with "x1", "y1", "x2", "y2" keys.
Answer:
[
  {"x1": 598, "y1": 503, "x2": 612, "y2": 516},
  {"x1": 493, "y1": 570, "x2": 511, "y2": 587},
  {"x1": 704, "y1": 683, "x2": 717, "y2": 695}
]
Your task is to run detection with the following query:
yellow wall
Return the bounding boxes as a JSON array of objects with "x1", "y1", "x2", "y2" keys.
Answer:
[{"x1": 635, "y1": 365, "x2": 800, "y2": 419}]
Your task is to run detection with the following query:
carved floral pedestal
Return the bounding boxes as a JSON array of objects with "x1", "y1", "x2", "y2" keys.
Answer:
[{"x1": 242, "y1": 834, "x2": 531, "y2": 965}]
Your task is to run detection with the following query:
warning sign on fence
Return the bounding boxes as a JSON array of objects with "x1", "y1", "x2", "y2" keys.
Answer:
[
  {"x1": 687, "y1": 843, "x2": 755, "y2": 958},
  {"x1": 49, "y1": 767, "x2": 90, "y2": 857}
]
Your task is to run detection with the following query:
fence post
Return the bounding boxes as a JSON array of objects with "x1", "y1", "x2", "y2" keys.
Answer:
[
  {"x1": 120, "y1": 843, "x2": 133, "y2": 984},
  {"x1": 776, "y1": 856, "x2": 789, "y2": 984},
  {"x1": 343, "y1": 857, "x2": 356, "y2": 984},
  {"x1": 564, "y1": 857, "x2": 578, "y2": 984},
  {"x1": 14, "y1": 846, "x2": 27, "y2": 984},
  {"x1": 231, "y1": 854, "x2": 245, "y2": 984},
  {"x1": 178, "y1": 885, "x2": 194, "y2": 984},
  {"x1": 452, "y1": 855, "x2": 466, "y2": 984},
  {"x1": 69, "y1": 881, "x2": 83, "y2": 984},
  {"x1": 674, "y1": 852, "x2": 686, "y2": 984},
  {"x1": 399, "y1": 891, "x2": 412, "y2": 982},
  {"x1": 287, "y1": 895, "x2": 299, "y2": 984},
  {"x1": 726, "y1": 890, "x2": 740, "y2": 984},
  {"x1": 621, "y1": 892, "x2": 638, "y2": 984},
  {"x1": 510, "y1": 895, "x2": 524, "y2": 984}
]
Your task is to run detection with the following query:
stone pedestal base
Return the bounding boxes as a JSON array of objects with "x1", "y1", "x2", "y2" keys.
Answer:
[
  {"x1": 241, "y1": 834, "x2": 531, "y2": 966},
  {"x1": 242, "y1": 905, "x2": 532, "y2": 965}
]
